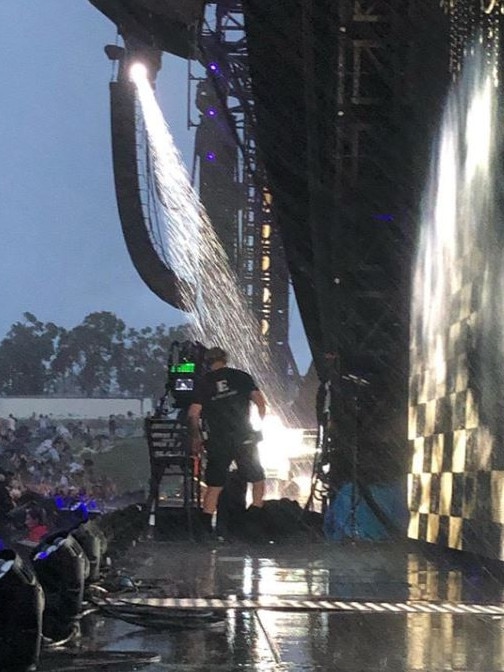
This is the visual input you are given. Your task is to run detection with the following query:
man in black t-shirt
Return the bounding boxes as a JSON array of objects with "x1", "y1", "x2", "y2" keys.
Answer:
[{"x1": 187, "y1": 347, "x2": 267, "y2": 530}]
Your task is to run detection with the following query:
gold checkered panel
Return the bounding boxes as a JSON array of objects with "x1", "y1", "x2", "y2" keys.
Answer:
[{"x1": 408, "y1": 270, "x2": 504, "y2": 560}]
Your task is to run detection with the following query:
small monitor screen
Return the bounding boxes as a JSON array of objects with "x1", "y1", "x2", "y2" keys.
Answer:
[
  {"x1": 170, "y1": 362, "x2": 196, "y2": 374},
  {"x1": 174, "y1": 378, "x2": 194, "y2": 391}
]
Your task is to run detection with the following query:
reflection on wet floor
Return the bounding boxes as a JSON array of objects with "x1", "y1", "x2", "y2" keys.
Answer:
[
  {"x1": 408, "y1": 554, "x2": 504, "y2": 604},
  {"x1": 120, "y1": 541, "x2": 504, "y2": 604},
  {"x1": 40, "y1": 609, "x2": 504, "y2": 671},
  {"x1": 40, "y1": 541, "x2": 504, "y2": 671}
]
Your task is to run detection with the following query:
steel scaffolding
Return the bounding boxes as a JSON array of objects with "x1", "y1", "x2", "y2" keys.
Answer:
[{"x1": 189, "y1": 2, "x2": 295, "y2": 384}]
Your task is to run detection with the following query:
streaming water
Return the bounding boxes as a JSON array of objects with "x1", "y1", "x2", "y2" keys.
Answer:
[
  {"x1": 131, "y1": 66, "x2": 290, "y2": 420},
  {"x1": 411, "y1": 44, "x2": 503, "y2": 456}
]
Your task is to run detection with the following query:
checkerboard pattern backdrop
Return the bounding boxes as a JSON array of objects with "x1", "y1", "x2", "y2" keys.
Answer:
[{"x1": 408, "y1": 254, "x2": 504, "y2": 560}]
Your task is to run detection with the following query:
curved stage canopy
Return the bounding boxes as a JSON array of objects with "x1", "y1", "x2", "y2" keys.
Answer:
[{"x1": 110, "y1": 78, "x2": 189, "y2": 310}]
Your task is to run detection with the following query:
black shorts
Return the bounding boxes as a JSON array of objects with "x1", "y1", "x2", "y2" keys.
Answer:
[{"x1": 205, "y1": 436, "x2": 265, "y2": 487}]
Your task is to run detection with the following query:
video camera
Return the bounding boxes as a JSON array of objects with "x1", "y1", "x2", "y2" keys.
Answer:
[{"x1": 155, "y1": 341, "x2": 208, "y2": 416}]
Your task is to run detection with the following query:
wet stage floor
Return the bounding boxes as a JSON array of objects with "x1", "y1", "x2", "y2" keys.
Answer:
[{"x1": 39, "y1": 540, "x2": 504, "y2": 671}]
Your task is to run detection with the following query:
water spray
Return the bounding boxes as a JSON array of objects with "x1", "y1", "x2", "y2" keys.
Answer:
[
  {"x1": 131, "y1": 65, "x2": 292, "y2": 423},
  {"x1": 411, "y1": 41, "x2": 501, "y2": 464}
]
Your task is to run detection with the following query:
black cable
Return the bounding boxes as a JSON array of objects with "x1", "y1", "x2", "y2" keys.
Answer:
[
  {"x1": 356, "y1": 479, "x2": 404, "y2": 540},
  {"x1": 90, "y1": 596, "x2": 224, "y2": 630},
  {"x1": 304, "y1": 422, "x2": 332, "y2": 513},
  {"x1": 42, "y1": 624, "x2": 80, "y2": 650},
  {"x1": 38, "y1": 651, "x2": 162, "y2": 670}
]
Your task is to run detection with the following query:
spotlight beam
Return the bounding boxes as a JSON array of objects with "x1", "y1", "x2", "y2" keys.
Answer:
[{"x1": 130, "y1": 61, "x2": 148, "y2": 83}]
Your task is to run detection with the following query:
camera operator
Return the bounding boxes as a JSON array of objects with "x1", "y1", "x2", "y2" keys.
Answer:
[{"x1": 187, "y1": 347, "x2": 267, "y2": 535}]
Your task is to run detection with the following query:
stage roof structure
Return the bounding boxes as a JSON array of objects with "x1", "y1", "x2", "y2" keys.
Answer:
[{"x1": 89, "y1": 0, "x2": 205, "y2": 59}]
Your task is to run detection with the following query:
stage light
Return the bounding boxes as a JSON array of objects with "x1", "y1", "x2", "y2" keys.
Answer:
[
  {"x1": 373, "y1": 213, "x2": 395, "y2": 222},
  {"x1": 71, "y1": 521, "x2": 106, "y2": 584},
  {"x1": 206, "y1": 106, "x2": 217, "y2": 118},
  {"x1": 205, "y1": 151, "x2": 217, "y2": 162},
  {"x1": 130, "y1": 62, "x2": 148, "y2": 84},
  {"x1": 56, "y1": 499, "x2": 90, "y2": 531},
  {"x1": 0, "y1": 550, "x2": 44, "y2": 672},
  {"x1": 208, "y1": 62, "x2": 221, "y2": 75},
  {"x1": 33, "y1": 535, "x2": 87, "y2": 641}
]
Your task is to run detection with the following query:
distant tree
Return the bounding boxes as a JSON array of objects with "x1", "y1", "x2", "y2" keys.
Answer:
[
  {"x1": 116, "y1": 323, "x2": 191, "y2": 398},
  {"x1": 0, "y1": 313, "x2": 61, "y2": 395},
  {"x1": 52, "y1": 312, "x2": 126, "y2": 396},
  {"x1": 0, "y1": 311, "x2": 192, "y2": 398}
]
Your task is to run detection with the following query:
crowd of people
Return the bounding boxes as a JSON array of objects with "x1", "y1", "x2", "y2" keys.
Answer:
[{"x1": 0, "y1": 413, "x2": 134, "y2": 546}]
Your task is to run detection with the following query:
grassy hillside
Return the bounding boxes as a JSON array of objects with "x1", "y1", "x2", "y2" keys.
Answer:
[{"x1": 91, "y1": 436, "x2": 150, "y2": 494}]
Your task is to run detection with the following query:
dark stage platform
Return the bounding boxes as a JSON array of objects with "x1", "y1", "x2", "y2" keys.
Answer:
[{"x1": 38, "y1": 539, "x2": 504, "y2": 671}]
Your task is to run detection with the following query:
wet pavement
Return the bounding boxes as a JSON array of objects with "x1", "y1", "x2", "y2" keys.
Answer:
[{"x1": 38, "y1": 540, "x2": 504, "y2": 671}]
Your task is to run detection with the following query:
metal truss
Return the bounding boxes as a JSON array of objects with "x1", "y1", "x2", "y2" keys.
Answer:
[
  {"x1": 331, "y1": 1, "x2": 408, "y2": 382},
  {"x1": 314, "y1": 0, "x2": 449, "y2": 481},
  {"x1": 319, "y1": 0, "x2": 425, "y2": 476},
  {"x1": 189, "y1": 2, "x2": 294, "y2": 380}
]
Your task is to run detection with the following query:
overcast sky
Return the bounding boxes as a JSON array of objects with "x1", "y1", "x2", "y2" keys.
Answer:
[{"x1": 0, "y1": 1, "x2": 311, "y2": 374}]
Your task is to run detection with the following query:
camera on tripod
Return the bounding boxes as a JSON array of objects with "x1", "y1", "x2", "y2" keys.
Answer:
[
  {"x1": 155, "y1": 341, "x2": 208, "y2": 417},
  {"x1": 146, "y1": 341, "x2": 208, "y2": 523}
]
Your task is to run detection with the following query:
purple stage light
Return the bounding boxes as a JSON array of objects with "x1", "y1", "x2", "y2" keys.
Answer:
[
  {"x1": 205, "y1": 151, "x2": 216, "y2": 162},
  {"x1": 206, "y1": 107, "x2": 217, "y2": 118},
  {"x1": 208, "y1": 62, "x2": 221, "y2": 75},
  {"x1": 373, "y1": 213, "x2": 395, "y2": 222}
]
